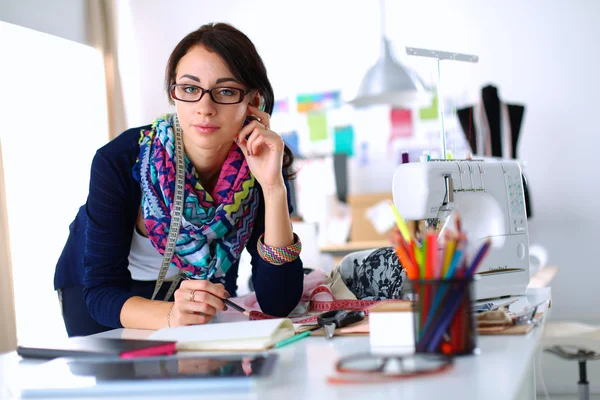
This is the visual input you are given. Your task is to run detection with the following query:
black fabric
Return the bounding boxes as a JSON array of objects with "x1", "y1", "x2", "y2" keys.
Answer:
[
  {"x1": 456, "y1": 84, "x2": 526, "y2": 159},
  {"x1": 59, "y1": 280, "x2": 193, "y2": 337},
  {"x1": 60, "y1": 286, "x2": 112, "y2": 337},
  {"x1": 457, "y1": 107, "x2": 477, "y2": 155},
  {"x1": 456, "y1": 85, "x2": 532, "y2": 218},
  {"x1": 507, "y1": 104, "x2": 525, "y2": 158},
  {"x1": 343, "y1": 247, "x2": 406, "y2": 301}
]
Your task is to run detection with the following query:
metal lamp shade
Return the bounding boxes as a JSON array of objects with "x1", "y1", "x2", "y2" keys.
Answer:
[{"x1": 349, "y1": 38, "x2": 431, "y2": 108}]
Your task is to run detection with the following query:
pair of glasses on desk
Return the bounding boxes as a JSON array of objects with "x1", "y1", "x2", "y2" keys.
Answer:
[{"x1": 328, "y1": 353, "x2": 453, "y2": 384}]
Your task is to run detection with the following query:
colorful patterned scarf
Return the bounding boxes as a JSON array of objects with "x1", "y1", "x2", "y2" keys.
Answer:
[{"x1": 133, "y1": 114, "x2": 260, "y2": 279}]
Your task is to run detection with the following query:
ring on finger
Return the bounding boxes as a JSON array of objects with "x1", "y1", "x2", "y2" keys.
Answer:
[{"x1": 189, "y1": 289, "x2": 197, "y2": 302}]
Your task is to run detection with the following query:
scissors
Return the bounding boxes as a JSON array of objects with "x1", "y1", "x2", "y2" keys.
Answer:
[
  {"x1": 317, "y1": 310, "x2": 365, "y2": 340},
  {"x1": 513, "y1": 301, "x2": 546, "y2": 326}
]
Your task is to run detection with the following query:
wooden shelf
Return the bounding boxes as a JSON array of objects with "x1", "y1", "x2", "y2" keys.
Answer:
[{"x1": 320, "y1": 240, "x2": 390, "y2": 253}]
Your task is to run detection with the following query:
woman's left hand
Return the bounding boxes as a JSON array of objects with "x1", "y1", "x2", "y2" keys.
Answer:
[{"x1": 236, "y1": 104, "x2": 285, "y2": 189}]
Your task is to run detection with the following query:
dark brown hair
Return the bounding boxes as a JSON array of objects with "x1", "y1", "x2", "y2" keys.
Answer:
[{"x1": 165, "y1": 22, "x2": 295, "y2": 180}]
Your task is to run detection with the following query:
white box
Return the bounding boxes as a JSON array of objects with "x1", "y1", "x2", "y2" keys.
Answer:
[{"x1": 369, "y1": 301, "x2": 415, "y2": 354}]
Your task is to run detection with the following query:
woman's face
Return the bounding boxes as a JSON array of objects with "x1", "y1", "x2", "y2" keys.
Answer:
[{"x1": 173, "y1": 45, "x2": 256, "y2": 152}]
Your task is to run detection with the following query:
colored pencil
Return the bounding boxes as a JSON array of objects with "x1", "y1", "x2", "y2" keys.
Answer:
[
  {"x1": 466, "y1": 238, "x2": 492, "y2": 277},
  {"x1": 388, "y1": 202, "x2": 412, "y2": 243},
  {"x1": 274, "y1": 331, "x2": 311, "y2": 349}
]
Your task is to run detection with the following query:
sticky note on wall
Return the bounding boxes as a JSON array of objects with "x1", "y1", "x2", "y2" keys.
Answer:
[
  {"x1": 297, "y1": 91, "x2": 341, "y2": 113},
  {"x1": 281, "y1": 131, "x2": 300, "y2": 155},
  {"x1": 419, "y1": 92, "x2": 438, "y2": 121},
  {"x1": 390, "y1": 109, "x2": 413, "y2": 141},
  {"x1": 307, "y1": 112, "x2": 328, "y2": 142},
  {"x1": 334, "y1": 125, "x2": 354, "y2": 156}
]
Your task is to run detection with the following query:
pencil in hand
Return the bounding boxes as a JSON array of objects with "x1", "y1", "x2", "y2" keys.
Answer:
[
  {"x1": 223, "y1": 298, "x2": 250, "y2": 317},
  {"x1": 180, "y1": 275, "x2": 250, "y2": 317}
]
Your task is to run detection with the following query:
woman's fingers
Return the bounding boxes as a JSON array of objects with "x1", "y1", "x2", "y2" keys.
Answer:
[
  {"x1": 185, "y1": 300, "x2": 218, "y2": 316},
  {"x1": 180, "y1": 280, "x2": 229, "y2": 300},
  {"x1": 236, "y1": 120, "x2": 261, "y2": 145},
  {"x1": 243, "y1": 126, "x2": 283, "y2": 157},
  {"x1": 177, "y1": 311, "x2": 213, "y2": 326},
  {"x1": 175, "y1": 288, "x2": 225, "y2": 312},
  {"x1": 246, "y1": 133, "x2": 265, "y2": 157},
  {"x1": 247, "y1": 104, "x2": 270, "y2": 128}
]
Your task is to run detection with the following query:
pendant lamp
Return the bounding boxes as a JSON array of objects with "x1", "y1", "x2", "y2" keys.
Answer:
[{"x1": 349, "y1": 0, "x2": 431, "y2": 108}]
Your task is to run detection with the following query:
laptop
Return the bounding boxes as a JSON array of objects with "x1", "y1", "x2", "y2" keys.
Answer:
[{"x1": 17, "y1": 337, "x2": 177, "y2": 360}]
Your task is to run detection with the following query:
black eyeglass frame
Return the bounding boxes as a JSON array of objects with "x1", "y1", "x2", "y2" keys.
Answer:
[{"x1": 169, "y1": 84, "x2": 254, "y2": 104}]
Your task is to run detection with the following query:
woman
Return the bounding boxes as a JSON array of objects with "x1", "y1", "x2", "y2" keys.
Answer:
[{"x1": 54, "y1": 23, "x2": 304, "y2": 337}]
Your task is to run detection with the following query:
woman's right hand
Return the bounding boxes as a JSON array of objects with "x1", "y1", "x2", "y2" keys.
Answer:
[{"x1": 169, "y1": 280, "x2": 230, "y2": 327}]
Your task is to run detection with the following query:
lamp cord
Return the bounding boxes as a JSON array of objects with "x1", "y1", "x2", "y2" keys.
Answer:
[
  {"x1": 380, "y1": 0, "x2": 386, "y2": 39},
  {"x1": 437, "y1": 58, "x2": 447, "y2": 159}
]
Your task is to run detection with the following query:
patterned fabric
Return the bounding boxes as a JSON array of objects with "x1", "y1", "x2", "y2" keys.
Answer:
[
  {"x1": 257, "y1": 233, "x2": 302, "y2": 265},
  {"x1": 133, "y1": 114, "x2": 260, "y2": 279},
  {"x1": 339, "y1": 247, "x2": 406, "y2": 300}
]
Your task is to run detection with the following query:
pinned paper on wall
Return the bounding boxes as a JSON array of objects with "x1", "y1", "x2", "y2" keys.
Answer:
[
  {"x1": 307, "y1": 112, "x2": 328, "y2": 142},
  {"x1": 419, "y1": 92, "x2": 438, "y2": 121},
  {"x1": 281, "y1": 131, "x2": 300, "y2": 155},
  {"x1": 273, "y1": 98, "x2": 289, "y2": 113},
  {"x1": 334, "y1": 125, "x2": 354, "y2": 156},
  {"x1": 389, "y1": 109, "x2": 413, "y2": 142},
  {"x1": 297, "y1": 91, "x2": 341, "y2": 113},
  {"x1": 359, "y1": 141, "x2": 369, "y2": 166}
]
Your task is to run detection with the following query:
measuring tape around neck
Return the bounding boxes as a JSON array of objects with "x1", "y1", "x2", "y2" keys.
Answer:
[{"x1": 151, "y1": 115, "x2": 186, "y2": 301}]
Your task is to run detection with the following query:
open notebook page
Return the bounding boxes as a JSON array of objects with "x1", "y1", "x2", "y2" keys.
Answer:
[{"x1": 149, "y1": 318, "x2": 295, "y2": 351}]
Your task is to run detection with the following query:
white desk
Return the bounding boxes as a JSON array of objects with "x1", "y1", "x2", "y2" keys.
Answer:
[{"x1": 0, "y1": 288, "x2": 551, "y2": 400}]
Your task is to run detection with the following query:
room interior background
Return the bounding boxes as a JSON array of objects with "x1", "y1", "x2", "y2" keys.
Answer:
[{"x1": 1, "y1": 0, "x2": 599, "y2": 394}]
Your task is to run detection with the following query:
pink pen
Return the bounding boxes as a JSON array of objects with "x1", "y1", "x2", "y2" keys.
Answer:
[{"x1": 120, "y1": 342, "x2": 177, "y2": 359}]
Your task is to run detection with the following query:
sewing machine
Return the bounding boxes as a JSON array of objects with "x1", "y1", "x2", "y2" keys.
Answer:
[{"x1": 392, "y1": 159, "x2": 530, "y2": 300}]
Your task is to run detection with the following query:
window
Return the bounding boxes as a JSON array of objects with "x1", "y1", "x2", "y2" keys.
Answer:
[{"x1": 0, "y1": 22, "x2": 108, "y2": 342}]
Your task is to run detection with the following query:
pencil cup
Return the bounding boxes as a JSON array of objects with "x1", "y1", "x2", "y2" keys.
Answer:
[{"x1": 410, "y1": 278, "x2": 478, "y2": 356}]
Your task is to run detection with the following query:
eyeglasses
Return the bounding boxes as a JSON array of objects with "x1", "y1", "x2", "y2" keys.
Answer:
[
  {"x1": 328, "y1": 352, "x2": 453, "y2": 384},
  {"x1": 170, "y1": 84, "x2": 253, "y2": 104}
]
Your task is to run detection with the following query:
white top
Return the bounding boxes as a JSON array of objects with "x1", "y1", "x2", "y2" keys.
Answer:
[{"x1": 127, "y1": 228, "x2": 179, "y2": 281}]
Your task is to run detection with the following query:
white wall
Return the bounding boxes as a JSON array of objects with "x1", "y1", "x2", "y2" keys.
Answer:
[
  {"x1": 118, "y1": 0, "x2": 600, "y2": 393},
  {"x1": 0, "y1": 0, "x2": 87, "y2": 44}
]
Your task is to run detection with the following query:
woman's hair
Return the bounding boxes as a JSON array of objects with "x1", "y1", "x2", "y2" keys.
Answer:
[{"x1": 165, "y1": 22, "x2": 296, "y2": 180}]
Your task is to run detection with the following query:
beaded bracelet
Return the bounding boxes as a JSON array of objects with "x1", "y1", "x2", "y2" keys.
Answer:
[{"x1": 257, "y1": 233, "x2": 302, "y2": 265}]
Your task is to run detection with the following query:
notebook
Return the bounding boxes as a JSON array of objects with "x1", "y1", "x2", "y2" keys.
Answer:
[
  {"x1": 16, "y1": 337, "x2": 177, "y2": 360},
  {"x1": 148, "y1": 318, "x2": 296, "y2": 351}
]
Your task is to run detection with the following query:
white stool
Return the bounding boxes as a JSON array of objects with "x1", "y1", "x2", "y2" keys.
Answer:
[{"x1": 543, "y1": 322, "x2": 600, "y2": 400}]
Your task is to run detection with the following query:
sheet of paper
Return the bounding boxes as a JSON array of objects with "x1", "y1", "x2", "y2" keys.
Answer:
[
  {"x1": 307, "y1": 112, "x2": 328, "y2": 142},
  {"x1": 389, "y1": 109, "x2": 413, "y2": 141},
  {"x1": 273, "y1": 98, "x2": 289, "y2": 113},
  {"x1": 419, "y1": 92, "x2": 438, "y2": 120},
  {"x1": 297, "y1": 91, "x2": 341, "y2": 113},
  {"x1": 281, "y1": 130, "x2": 300, "y2": 155},
  {"x1": 366, "y1": 200, "x2": 396, "y2": 234},
  {"x1": 334, "y1": 125, "x2": 354, "y2": 155},
  {"x1": 294, "y1": 157, "x2": 336, "y2": 224}
]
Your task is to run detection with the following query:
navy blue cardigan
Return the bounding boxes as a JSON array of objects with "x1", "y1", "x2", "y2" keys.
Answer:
[{"x1": 54, "y1": 126, "x2": 304, "y2": 328}]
